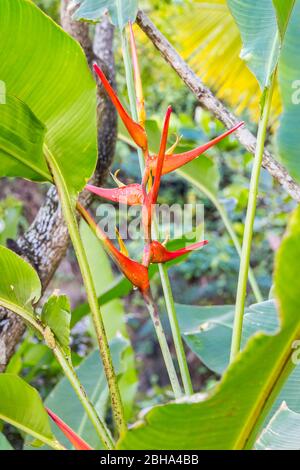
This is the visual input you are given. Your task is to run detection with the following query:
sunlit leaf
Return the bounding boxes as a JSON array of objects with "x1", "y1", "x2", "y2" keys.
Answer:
[
  {"x1": 73, "y1": 0, "x2": 138, "y2": 29},
  {"x1": 0, "y1": 245, "x2": 41, "y2": 316},
  {"x1": 0, "y1": 0, "x2": 97, "y2": 194}
]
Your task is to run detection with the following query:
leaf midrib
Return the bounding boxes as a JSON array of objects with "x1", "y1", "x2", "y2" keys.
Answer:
[{"x1": 235, "y1": 323, "x2": 300, "y2": 449}]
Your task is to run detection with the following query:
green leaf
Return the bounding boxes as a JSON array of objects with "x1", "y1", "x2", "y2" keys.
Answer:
[
  {"x1": 177, "y1": 301, "x2": 278, "y2": 375},
  {"x1": 177, "y1": 155, "x2": 220, "y2": 198},
  {"x1": 0, "y1": 374, "x2": 57, "y2": 448},
  {"x1": 0, "y1": 245, "x2": 41, "y2": 316},
  {"x1": 276, "y1": 3, "x2": 300, "y2": 185},
  {"x1": 71, "y1": 276, "x2": 132, "y2": 328},
  {"x1": 256, "y1": 402, "x2": 300, "y2": 450},
  {"x1": 0, "y1": 95, "x2": 48, "y2": 183},
  {"x1": 118, "y1": 205, "x2": 300, "y2": 449},
  {"x1": 45, "y1": 337, "x2": 130, "y2": 449},
  {"x1": 41, "y1": 295, "x2": 71, "y2": 355},
  {"x1": 73, "y1": 0, "x2": 138, "y2": 29},
  {"x1": 273, "y1": 0, "x2": 296, "y2": 38},
  {"x1": 177, "y1": 300, "x2": 300, "y2": 416},
  {"x1": 0, "y1": 433, "x2": 12, "y2": 450},
  {"x1": 0, "y1": 0, "x2": 97, "y2": 194},
  {"x1": 227, "y1": 0, "x2": 280, "y2": 88}
]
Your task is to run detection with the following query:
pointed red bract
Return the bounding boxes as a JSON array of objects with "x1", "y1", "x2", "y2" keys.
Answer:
[
  {"x1": 150, "y1": 239, "x2": 208, "y2": 263},
  {"x1": 46, "y1": 408, "x2": 92, "y2": 450},
  {"x1": 86, "y1": 183, "x2": 143, "y2": 206},
  {"x1": 149, "y1": 122, "x2": 244, "y2": 175},
  {"x1": 93, "y1": 63, "x2": 148, "y2": 151},
  {"x1": 142, "y1": 107, "x2": 172, "y2": 246},
  {"x1": 77, "y1": 203, "x2": 150, "y2": 293}
]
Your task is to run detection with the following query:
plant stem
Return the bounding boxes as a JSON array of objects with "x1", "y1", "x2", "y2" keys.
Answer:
[
  {"x1": 230, "y1": 73, "x2": 276, "y2": 362},
  {"x1": 53, "y1": 346, "x2": 114, "y2": 449},
  {"x1": 0, "y1": 300, "x2": 114, "y2": 449},
  {"x1": 44, "y1": 146, "x2": 126, "y2": 436},
  {"x1": 121, "y1": 26, "x2": 192, "y2": 395},
  {"x1": 143, "y1": 292, "x2": 182, "y2": 399},
  {"x1": 212, "y1": 197, "x2": 263, "y2": 304}
]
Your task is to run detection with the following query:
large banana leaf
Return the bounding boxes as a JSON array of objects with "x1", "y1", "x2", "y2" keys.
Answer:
[
  {"x1": 277, "y1": 2, "x2": 300, "y2": 185},
  {"x1": 73, "y1": 0, "x2": 138, "y2": 28},
  {"x1": 118, "y1": 205, "x2": 300, "y2": 449},
  {"x1": 227, "y1": 0, "x2": 280, "y2": 89},
  {"x1": 0, "y1": 374, "x2": 57, "y2": 448},
  {"x1": 150, "y1": 0, "x2": 281, "y2": 121},
  {"x1": 0, "y1": 0, "x2": 97, "y2": 194},
  {"x1": 256, "y1": 402, "x2": 300, "y2": 450},
  {"x1": 177, "y1": 300, "x2": 300, "y2": 417}
]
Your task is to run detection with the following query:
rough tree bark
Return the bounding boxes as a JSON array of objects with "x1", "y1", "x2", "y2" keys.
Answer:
[
  {"x1": 0, "y1": 2, "x2": 117, "y2": 370},
  {"x1": 136, "y1": 10, "x2": 300, "y2": 203}
]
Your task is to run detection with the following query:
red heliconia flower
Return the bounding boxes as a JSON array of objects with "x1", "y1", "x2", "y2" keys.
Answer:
[
  {"x1": 77, "y1": 203, "x2": 150, "y2": 294},
  {"x1": 148, "y1": 122, "x2": 244, "y2": 175},
  {"x1": 149, "y1": 239, "x2": 208, "y2": 264},
  {"x1": 46, "y1": 408, "x2": 92, "y2": 451},
  {"x1": 142, "y1": 106, "x2": 172, "y2": 255},
  {"x1": 86, "y1": 183, "x2": 143, "y2": 206},
  {"x1": 93, "y1": 63, "x2": 148, "y2": 151}
]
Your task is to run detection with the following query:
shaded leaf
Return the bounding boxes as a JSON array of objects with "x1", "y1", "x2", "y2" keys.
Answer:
[
  {"x1": 256, "y1": 402, "x2": 300, "y2": 450},
  {"x1": 73, "y1": 0, "x2": 138, "y2": 29},
  {"x1": 0, "y1": 245, "x2": 41, "y2": 315},
  {"x1": 0, "y1": 433, "x2": 13, "y2": 450}
]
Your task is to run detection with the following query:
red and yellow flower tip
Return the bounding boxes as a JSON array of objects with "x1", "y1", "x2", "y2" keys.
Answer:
[
  {"x1": 149, "y1": 239, "x2": 208, "y2": 263},
  {"x1": 149, "y1": 122, "x2": 244, "y2": 176},
  {"x1": 46, "y1": 408, "x2": 92, "y2": 450},
  {"x1": 77, "y1": 203, "x2": 150, "y2": 294},
  {"x1": 93, "y1": 63, "x2": 148, "y2": 151},
  {"x1": 129, "y1": 22, "x2": 146, "y2": 127},
  {"x1": 86, "y1": 183, "x2": 143, "y2": 206}
]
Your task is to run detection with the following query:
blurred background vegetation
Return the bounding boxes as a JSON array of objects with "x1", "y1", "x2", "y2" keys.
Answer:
[{"x1": 1, "y1": 0, "x2": 295, "y2": 446}]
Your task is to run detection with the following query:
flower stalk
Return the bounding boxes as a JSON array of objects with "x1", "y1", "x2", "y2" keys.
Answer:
[
  {"x1": 44, "y1": 146, "x2": 126, "y2": 436},
  {"x1": 230, "y1": 71, "x2": 277, "y2": 362}
]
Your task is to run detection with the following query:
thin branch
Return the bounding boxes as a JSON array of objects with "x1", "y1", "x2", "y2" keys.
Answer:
[{"x1": 136, "y1": 10, "x2": 300, "y2": 203}]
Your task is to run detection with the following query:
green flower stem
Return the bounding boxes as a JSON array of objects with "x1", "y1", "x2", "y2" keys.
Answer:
[
  {"x1": 212, "y1": 196, "x2": 263, "y2": 304},
  {"x1": 230, "y1": 72, "x2": 276, "y2": 362},
  {"x1": 0, "y1": 300, "x2": 114, "y2": 449},
  {"x1": 176, "y1": 170, "x2": 263, "y2": 304},
  {"x1": 121, "y1": 26, "x2": 192, "y2": 395},
  {"x1": 143, "y1": 292, "x2": 182, "y2": 399},
  {"x1": 44, "y1": 146, "x2": 125, "y2": 436}
]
